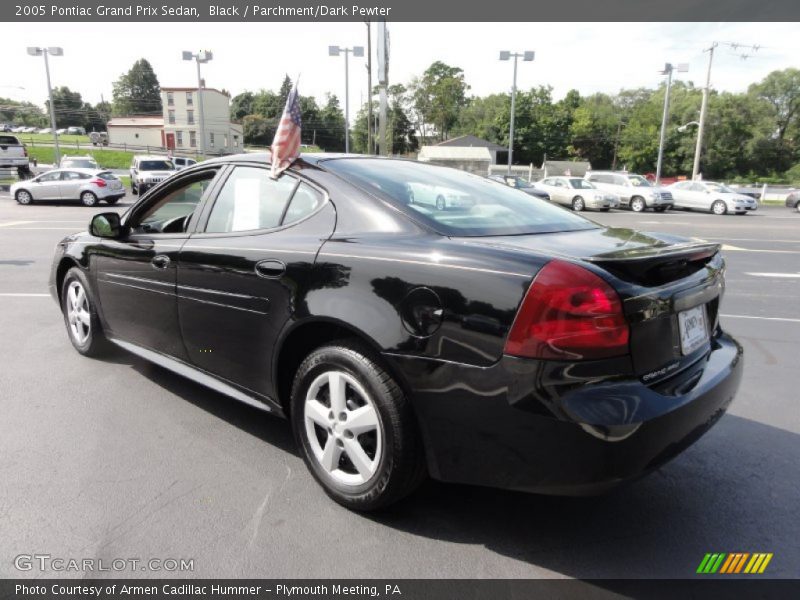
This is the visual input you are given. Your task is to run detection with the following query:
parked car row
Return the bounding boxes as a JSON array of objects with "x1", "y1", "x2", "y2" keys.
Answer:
[
  {"x1": 0, "y1": 125, "x2": 87, "y2": 135},
  {"x1": 11, "y1": 168, "x2": 125, "y2": 206},
  {"x1": 490, "y1": 169, "x2": 769, "y2": 216}
]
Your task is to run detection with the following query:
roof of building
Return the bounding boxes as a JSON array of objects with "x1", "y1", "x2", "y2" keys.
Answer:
[
  {"x1": 107, "y1": 116, "x2": 164, "y2": 128},
  {"x1": 542, "y1": 160, "x2": 592, "y2": 176},
  {"x1": 418, "y1": 146, "x2": 493, "y2": 161},
  {"x1": 436, "y1": 134, "x2": 505, "y2": 151},
  {"x1": 161, "y1": 87, "x2": 230, "y2": 97}
]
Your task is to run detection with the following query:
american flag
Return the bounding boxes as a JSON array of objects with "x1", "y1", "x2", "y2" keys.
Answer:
[{"x1": 270, "y1": 83, "x2": 302, "y2": 179}]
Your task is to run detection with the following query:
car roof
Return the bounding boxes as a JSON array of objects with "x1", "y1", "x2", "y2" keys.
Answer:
[
  {"x1": 134, "y1": 155, "x2": 173, "y2": 160},
  {"x1": 47, "y1": 167, "x2": 106, "y2": 174},
  {"x1": 61, "y1": 156, "x2": 97, "y2": 161}
]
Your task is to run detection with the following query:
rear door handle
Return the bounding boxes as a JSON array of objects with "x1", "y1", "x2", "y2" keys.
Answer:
[
  {"x1": 151, "y1": 255, "x2": 171, "y2": 270},
  {"x1": 255, "y1": 259, "x2": 286, "y2": 278}
]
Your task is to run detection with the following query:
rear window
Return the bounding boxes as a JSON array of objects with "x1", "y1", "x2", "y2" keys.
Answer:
[
  {"x1": 0, "y1": 136, "x2": 20, "y2": 145},
  {"x1": 97, "y1": 171, "x2": 117, "y2": 181},
  {"x1": 325, "y1": 159, "x2": 598, "y2": 236},
  {"x1": 61, "y1": 159, "x2": 97, "y2": 169}
]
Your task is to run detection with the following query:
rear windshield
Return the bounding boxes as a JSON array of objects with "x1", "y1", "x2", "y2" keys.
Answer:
[
  {"x1": 325, "y1": 158, "x2": 598, "y2": 236},
  {"x1": 0, "y1": 136, "x2": 20, "y2": 145},
  {"x1": 97, "y1": 171, "x2": 117, "y2": 181},
  {"x1": 139, "y1": 160, "x2": 174, "y2": 171}
]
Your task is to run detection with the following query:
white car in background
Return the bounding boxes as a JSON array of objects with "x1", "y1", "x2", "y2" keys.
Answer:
[
  {"x1": 585, "y1": 171, "x2": 674, "y2": 212},
  {"x1": 667, "y1": 180, "x2": 758, "y2": 215},
  {"x1": 407, "y1": 181, "x2": 475, "y2": 210},
  {"x1": 535, "y1": 176, "x2": 619, "y2": 211},
  {"x1": 11, "y1": 168, "x2": 125, "y2": 207},
  {"x1": 59, "y1": 155, "x2": 99, "y2": 170},
  {"x1": 171, "y1": 156, "x2": 197, "y2": 171},
  {"x1": 130, "y1": 155, "x2": 177, "y2": 195}
]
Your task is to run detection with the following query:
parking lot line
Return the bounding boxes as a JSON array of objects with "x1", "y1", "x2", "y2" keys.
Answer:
[
  {"x1": 745, "y1": 272, "x2": 800, "y2": 278},
  {"x1": 0, "y1": 221, "x2": 34, "y2": 227},
  {"x1": 0, "y1": 293, "x2": 50, "y2": 297},
  {"x1": 722, "y1": 314, "x2": 800, "y2": 324}
]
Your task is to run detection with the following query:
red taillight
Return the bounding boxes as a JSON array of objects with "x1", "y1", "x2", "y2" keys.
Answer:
[
  {"x1": 90, "y1": 178, "x2": 107, "y2": 188},
  {"x1": 505, "y1": 260, "x2": 629, "y2": 360}
]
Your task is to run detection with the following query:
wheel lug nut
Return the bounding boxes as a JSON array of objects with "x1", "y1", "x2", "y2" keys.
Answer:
[
  {"x1": 338, "y1": 412, "x2": 347, "y2": 422},
  {"x1": 343, "y1": 430, "x2": 354, "y2": 439},
  {"x1": 328, "y1": 411, "x2": 334, "y2": 421},
  {"x1": 336, "y1": 439, "x2": 344, "y2": 448}
]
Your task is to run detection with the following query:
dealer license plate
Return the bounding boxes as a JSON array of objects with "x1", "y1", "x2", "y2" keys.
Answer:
[{"x1": 678, "y1": 304, "x2": 709, "y2": 355}]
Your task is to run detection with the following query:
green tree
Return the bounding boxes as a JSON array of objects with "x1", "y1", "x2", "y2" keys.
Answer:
[
  {"x1": 45, "y1": 86, "x2": 85, "y2": 127},
  {"x1": 230, "y1": 91, "x2": 255, "y2": 121},
  {"x1": 409, "y1": 61, "x2": 469, "y2": 142},
  {"x1": 278, "y1": 75, "x2": 293, "y2": 107},
  {"x1": 112, "y1": 59, "x2": 162, "y2": 115},
  {"x1": 315, "y1": 94, "x2": 346, "y2": 152}
]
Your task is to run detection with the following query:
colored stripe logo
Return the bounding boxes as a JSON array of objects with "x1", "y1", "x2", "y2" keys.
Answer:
[{"x1": 697, "y1": 552, "x2": 773, "y2": 574}]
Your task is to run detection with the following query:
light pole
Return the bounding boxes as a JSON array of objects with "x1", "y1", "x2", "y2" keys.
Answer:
[
  {"x1": 692, "y1": 43, "x2": 716, "y2": 180},
  {"x1": 499, "y1": 50, "x2": 534, "y2": 174},
  {"x1": 655, "y1": 62, "x2": 688, "y2": 185},
  {"x1": 329, "y1": 45, "x2": 364, "y2": 153},
  {"x1": 182, "y1": 50, "x2": 213, "y2": 157},
  {"x1": 27, "y1": 46, "x2": 63, "y2": 166}
]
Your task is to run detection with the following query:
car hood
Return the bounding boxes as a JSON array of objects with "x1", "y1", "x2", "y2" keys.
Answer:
[{"x1": 719, "y1": 192, "x2": 756, "y2": 201}]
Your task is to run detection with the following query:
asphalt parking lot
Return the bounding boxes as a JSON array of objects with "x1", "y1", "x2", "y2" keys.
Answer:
[{"x1": 1, "y1": 193, "x2": 798, "y2": 580}]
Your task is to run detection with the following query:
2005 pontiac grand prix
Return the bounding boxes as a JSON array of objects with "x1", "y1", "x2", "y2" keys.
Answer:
[{"x1": 50, "y1": 154, "x2": 743, "y2": 510}]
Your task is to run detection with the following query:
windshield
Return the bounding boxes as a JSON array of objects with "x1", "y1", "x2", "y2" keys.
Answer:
[
  {"x1": 706, "y1": 183, "x2": 734, "y2": 193},
  {"x1": 325, "y1": 158, "x2": 598, "y2": 236},
  {"x1": 140, "y1": 160, "x2": 174, "y2": 171},
  {"x1": 62, "y1": 159, "x2": 96, "y2": 169},
  {"x1": 627, "y1": 175, "x2": 652, "y2": 187},
  {"x1": 569, "y1": 178, "x2": 595, "y2": 189}
]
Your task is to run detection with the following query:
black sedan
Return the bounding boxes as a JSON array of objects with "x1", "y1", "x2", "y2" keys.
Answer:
[{"x1": 50, "y1": 154, "x2": 743, "y2": 510}]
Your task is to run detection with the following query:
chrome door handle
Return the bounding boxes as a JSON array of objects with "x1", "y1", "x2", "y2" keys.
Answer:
[
  {"x1": 255, "y1": 259, "x2": 286, "y2": 278},
  {"x1": 151, "y1": 255, "x2": 171, "y2": 270}
]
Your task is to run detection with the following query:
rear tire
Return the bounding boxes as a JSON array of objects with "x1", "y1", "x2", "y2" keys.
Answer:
[
  {"x1": 291, "y1": 341, "x2": 426, "y2": 511},
  {"x1": 571, "y1": 196, "x2": 585, "y2": 211},
  {"x1": 712, "y1": 200, "x2": 727, "y2": 215},
  {"x1": 80, "y1": 191, "x2": 98, "y2": 207},
  {"x1": 654, "y1": 206, "x2": 667, "y2": 212},
  {"x1": 630, "y1": 196, "x2": 646, "y2": 212},
  {"x1": 61, "y1": 267, "x2": 109, "y2": 357},
  {"x1": 105, "y1": 197, "x2": 120, "y2": 205},
  {"x1": 131, "y1": 182, "x2": 138, "y2": 195}
]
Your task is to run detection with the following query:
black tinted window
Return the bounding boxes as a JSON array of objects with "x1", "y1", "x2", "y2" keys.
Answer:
[
  {"x1": 0, "y1": 136, "x2": 20, "y2": 145},
  {"x1": 326, "y1": 159, "x2": 596, "y2": 236},
  {"x1": 139, "y1": 160, "x2": 174, "y2": 171}
]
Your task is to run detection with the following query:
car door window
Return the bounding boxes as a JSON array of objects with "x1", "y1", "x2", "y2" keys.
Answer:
[
  {"x1": 38, "y1": 172, "x2": 61, "y2": 183},
  {"x1": 205, "y1": 167, "x2": 297, "y2": 233},
  {"x1": 283, "y1": 182, "x2": 324, "y2": 224},
  {"x1": 61, "y1": 171, "x2": 88, "y2": 181},
  {"x1": 131, "y1": 173, "x2": 216, "y2": 234}
]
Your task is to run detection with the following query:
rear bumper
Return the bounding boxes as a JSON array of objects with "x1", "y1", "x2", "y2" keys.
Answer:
[
  {"x1": 0, "y1": 158, "x2": 29, "y2": 168},
  {"x1": 387, "y1": 333, "x2": 742, "y2": 495}
]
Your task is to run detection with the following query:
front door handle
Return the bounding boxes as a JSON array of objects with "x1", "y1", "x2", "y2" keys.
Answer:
[
  {"x1": 151, "y1": 255, "x2": 171, "y2": 270},
  {"x1": 255, "y1": 259, "x2": 286, "y2": 278}
]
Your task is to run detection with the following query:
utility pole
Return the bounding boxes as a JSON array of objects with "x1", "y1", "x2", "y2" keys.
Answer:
[
  {"x1": 376, "y1": 21, "x2": 389, "y2": 156},
  {"x1": 656, "y1": 62, "x2": 688, "y2": 185},
  {"x1": 499, "y1": 51, "x2": 534, "y2": 173},
  {"x1": 365, "y1": 21, "x2": 373, "y2": 154},
  {"x1": 27, "y1": 47, "x2": 63, "y2": 166},
  {"x1": 329, "y1": 45, "x2": 364, "y2": 154},
  {"x1": 692, "y1": 43, "x2": 716, "y2": 180}
]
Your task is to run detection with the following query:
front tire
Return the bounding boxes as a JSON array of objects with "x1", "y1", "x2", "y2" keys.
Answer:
[
  {"x1": 712, "y1": 200, "x2": 727, "y2": 215},
  {"x1": 654, "y1": 206, "x2": 667, "y2": 212},
  {"x1": 630, "y1": 196, "x2": 646, "y2": 212},
  {"x1": 61, "y1": 267, "x2": 109, "y2": 357},
  {"x1": 15, "y1": 189, "x2": 33, "y2": 205},
  {"x1": 571, "y1": 196, "x2": 585, "y2": 211},
  {"x1": 80, "y1": 191, "x2": 98, "y2": 207},
  {"x1": 291, "y1": 341, "x2": 425, "y2": 511}
]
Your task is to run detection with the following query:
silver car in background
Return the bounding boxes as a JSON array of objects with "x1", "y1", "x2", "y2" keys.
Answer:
[
  {"x1": 585, "y1": 171, "x2": 674, "y2": 212},
  {"x1": 11, "y1": 168, "x2": 125, "y2": 207},
  {"x1": 667, "y1": 180, "x2": 759, "y2": 215},
  {"x1": 59, "y1": 155, "x2": 99, "y2": 170},
  {"x1": 535, "y1": 176, "x2": 619, "y2": 211}
]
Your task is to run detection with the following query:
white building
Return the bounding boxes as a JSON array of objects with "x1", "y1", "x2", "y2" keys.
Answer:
[
  {"x1": 161, "y1": 87, "x2": 243, "y2": 154},
  {"x1": 107, "y1": 86, "x2": 243, "y2": 155}
]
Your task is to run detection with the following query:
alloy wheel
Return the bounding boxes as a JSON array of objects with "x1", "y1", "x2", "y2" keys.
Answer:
[
  {"x1": 712, "y1": 200, "x2": 727, "y2": 215},
  {"x1": 81, "y1": 192, "x2": 97, "y2": 207},
  {"x1": 66, "y1": 281, "x2": 91, "y2": 345},
  {"x1": 572, "y1": 196, "x2": 585, "y2": 211},
  {"x1": 631, "y1": 197, "x2": 645, "y2": 212},
  {"x1": 304, "y1": 370, "x2": 383, "y2": 486},
  {"x1": 16, "y1": 190, "x2": 32, "y2": 205}
]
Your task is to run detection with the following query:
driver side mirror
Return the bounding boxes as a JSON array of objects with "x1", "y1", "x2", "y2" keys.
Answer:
[{"x1": 90, "y1": 212, "x2": 124, "y2": 239}]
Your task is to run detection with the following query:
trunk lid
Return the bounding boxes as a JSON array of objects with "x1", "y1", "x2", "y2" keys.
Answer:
[{"x1": 461, "y1": 226, "x2": 724, "y2": 382}]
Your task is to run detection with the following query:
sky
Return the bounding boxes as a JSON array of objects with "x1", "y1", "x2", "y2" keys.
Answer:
[{"x1": 2, "y1": 22, "x2": 798, "y2": 118}]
